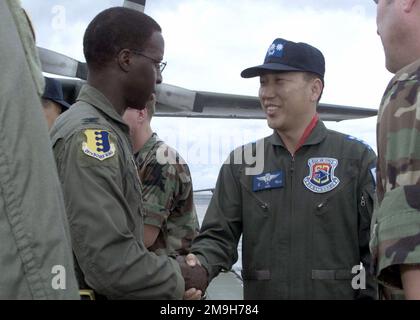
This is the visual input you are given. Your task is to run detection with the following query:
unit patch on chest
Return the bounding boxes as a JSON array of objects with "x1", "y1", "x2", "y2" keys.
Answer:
[
  {"x1": 253, "y1": 170, "x2": 284, "y2": 192},
  {"x1": 303, "y1": 158, "x2": 340, "y2": 193},
  {"x1": 82, "y1": 129, "x2": 116, "y2": 161}
]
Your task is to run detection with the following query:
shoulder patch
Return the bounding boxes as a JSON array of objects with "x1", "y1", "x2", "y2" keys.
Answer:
[
  {"x1": 347, "y1": 135, "x2": 373, "y2": 150},
  {"x1": 82, "y1": 129, "x2": 116, "y2": 161}
]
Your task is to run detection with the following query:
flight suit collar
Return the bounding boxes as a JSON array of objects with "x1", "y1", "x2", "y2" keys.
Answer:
[
  {"x1": 268, "y1": 119, "x2": 328, "y2": 149},
  {"x1": 76, "y1": 84, "x2": 130, "y2": 134}
]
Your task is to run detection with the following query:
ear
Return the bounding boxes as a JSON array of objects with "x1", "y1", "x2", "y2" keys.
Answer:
[
  {"x1": 310, "y1": 78, "x2": 323, "y2": 102},
  {"x1": 402, "y1": 0, "x2": 416, "y2": 12},
  {"x1": 117, "y1": 49, "x2": 132, "y2": 72},
  {"x1": 138, "y1": 108, "x2": 148, "y2": 123}
]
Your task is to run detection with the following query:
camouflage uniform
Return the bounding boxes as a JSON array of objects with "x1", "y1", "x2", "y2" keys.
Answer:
[
  {"x1": 137, "y1": 133, "x2": 199, "y2": 256},
  {"x1": 370, "y1": 58, "x2": 420, "y2": 290}
]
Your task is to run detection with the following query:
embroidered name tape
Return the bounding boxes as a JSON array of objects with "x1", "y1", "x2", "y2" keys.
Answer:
[{"x1": 253, "y1": 170, "x2": 284, "y2": 192}]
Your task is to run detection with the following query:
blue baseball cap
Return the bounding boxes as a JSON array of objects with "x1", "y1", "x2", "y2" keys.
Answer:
[
  {"x1": 42, "y1": 77, "x2": 70, "y2": 111},
  {"x1": 241, "y1": 38, "x2": 325, "y2": 80}
]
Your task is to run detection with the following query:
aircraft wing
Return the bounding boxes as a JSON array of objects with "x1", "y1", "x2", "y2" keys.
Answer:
[
  {"x1": 155, "y1": 83, "x2": 377, "y2": 122},
  {"x1": 123, "y1": 0, "x2": 145, "y2": 12},
  {"x1": 50, "y1": 75, "x2": 378, "y2": 122}
]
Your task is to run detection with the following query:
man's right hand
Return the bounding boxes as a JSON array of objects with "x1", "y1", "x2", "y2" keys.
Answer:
[
  {"x1": 185, "y1": 253, "x2": 201, "y2": 267},
  {"x1": 176, "y1": 255, "x2": 208, "y2": 292},
  {"x1": 183, "y1": 288, "x2": 202, "y2": 300}
]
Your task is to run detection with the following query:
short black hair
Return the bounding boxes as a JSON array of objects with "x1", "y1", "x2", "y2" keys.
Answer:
[
  {"x1": 83, "y1": 7, "x2": 161, "y2": 70},
  {"x1": 303, "y1": 72, "x2": 324, "y2": 103}
]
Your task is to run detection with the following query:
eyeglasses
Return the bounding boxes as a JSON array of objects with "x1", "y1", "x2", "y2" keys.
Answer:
[{"x1": 131, "y1": 49, "x2": 167, "y2": 73}]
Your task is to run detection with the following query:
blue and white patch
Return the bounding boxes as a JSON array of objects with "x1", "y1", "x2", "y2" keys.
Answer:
[
  {"x1": 347, "y1": 135, "x2": 373, "y2": 150},
  {"x1": 253, "y1": 170, "x2": 284, "y2": 192},
  {"x1": 370, "y1": 166, "x2": 377, "y2": 188},
  {"x1": 303, "y1": 158, "x2": 340, "y2": 193},
  {"x1": 266, "y1": 41, "x2": 284, "y2": 59}
]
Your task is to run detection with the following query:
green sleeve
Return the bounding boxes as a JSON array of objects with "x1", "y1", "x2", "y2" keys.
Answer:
[
  {"x1": 0, "y1": 0, "x2": 79, "y2": 299},
  {"x1": 191, "y1": 156, "x2": 242, "y2": 280}
]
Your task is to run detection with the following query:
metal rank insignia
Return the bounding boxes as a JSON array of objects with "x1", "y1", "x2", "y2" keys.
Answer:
[
  {"x1": 303, "y1": 158, "x2": 340, "y2": 193},
  {"x1": 82, "y1": 129, "x2": 116, "y2": 161}
]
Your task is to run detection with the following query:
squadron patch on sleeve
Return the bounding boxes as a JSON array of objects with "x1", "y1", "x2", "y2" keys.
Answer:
[
  {"x1": 347, "y1": 135, "x2": 373, "y2": 150},
  {"x1": 82, "y1": 129, "x2": 116, "y2": 161},
  {"x1": 303, "y1": 158, "x2": 340, "y2": 193}
]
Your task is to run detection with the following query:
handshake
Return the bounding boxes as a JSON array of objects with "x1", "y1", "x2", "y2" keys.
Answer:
[{"x1": 175, "y1": 254, "x2": 209, "y2": 300}]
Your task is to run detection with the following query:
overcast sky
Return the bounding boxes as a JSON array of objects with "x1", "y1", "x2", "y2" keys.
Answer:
[{"x1": 22, "y1": 0, "x2": 389, "y2": 189}]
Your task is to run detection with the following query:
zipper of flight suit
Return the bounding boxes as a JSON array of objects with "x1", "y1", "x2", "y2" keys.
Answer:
[{"x1": 288, "y1": 155, "x2": 295, "y2": 299}]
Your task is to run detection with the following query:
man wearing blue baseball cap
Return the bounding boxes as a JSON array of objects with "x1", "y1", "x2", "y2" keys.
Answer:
[
  {"x1": 42, "y1": 77, "x2": 70, "y2": 129},
  {"x1": 187, "y1": 38, "x2": 378, "y2": 299}
]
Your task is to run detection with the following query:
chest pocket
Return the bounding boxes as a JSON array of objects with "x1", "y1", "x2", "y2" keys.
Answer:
[
  {"x1": 310, "y1": 159, "x2": 359, "y2": 238},
  {"x1": 239, "y1": 169, "x2": 272, "y2": 217},
  {"x1": 312, "y1": 160, "x2": 358, "y2": 214}
]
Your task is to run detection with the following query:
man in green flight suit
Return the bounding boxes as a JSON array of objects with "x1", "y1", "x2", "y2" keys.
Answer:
[
  {"x1": 187, "y1": 38, "x2": 378, "y2": 299},
  {"x1": 0, "y1": 0, "x2": 79, "y2": 299},
  {"x1": 50, "y1": 7, "x2": 206, "y2": 299}
]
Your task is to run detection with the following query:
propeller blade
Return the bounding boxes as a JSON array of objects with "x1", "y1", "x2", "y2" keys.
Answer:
[
  {"x1": 123, "y1": 0, "x2": 145, "y2": 12},
  {"x1": 38, "y1": 47, "x2": 87, "y2": 79}
]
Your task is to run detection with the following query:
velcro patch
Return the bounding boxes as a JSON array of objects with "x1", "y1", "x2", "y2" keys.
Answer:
[
  {"x1": 303, "y1": 158, "x2": 340, "y2": 193},
  {"x1": 82, "y1": 129, "x2": 116, "y2": 161},
  {"x1": 347, "y1": 135, "x2": 373, "y2": 150},
  {"x1": 253, "y1": 170, "x2": 284, "y2": 192}
]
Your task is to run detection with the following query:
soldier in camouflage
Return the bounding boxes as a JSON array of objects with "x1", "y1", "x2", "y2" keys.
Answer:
[
  {"x1": 123, "y1": 94, "x2": 199, "y2": 256},
  {"x1": 371, "y1": 0, "x2": 420, "y2": 299}
]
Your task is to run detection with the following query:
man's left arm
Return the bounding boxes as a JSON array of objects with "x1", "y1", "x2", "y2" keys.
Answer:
[
  {"x1": 166, "y1": 162, "x2": 200, "y2": 253},
  {"x1": 141, "y1": 155, "x2": 198, "y2": 253},
  {"x1": 140, "y1": 159, "x2": 174, "y2": 249}
]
